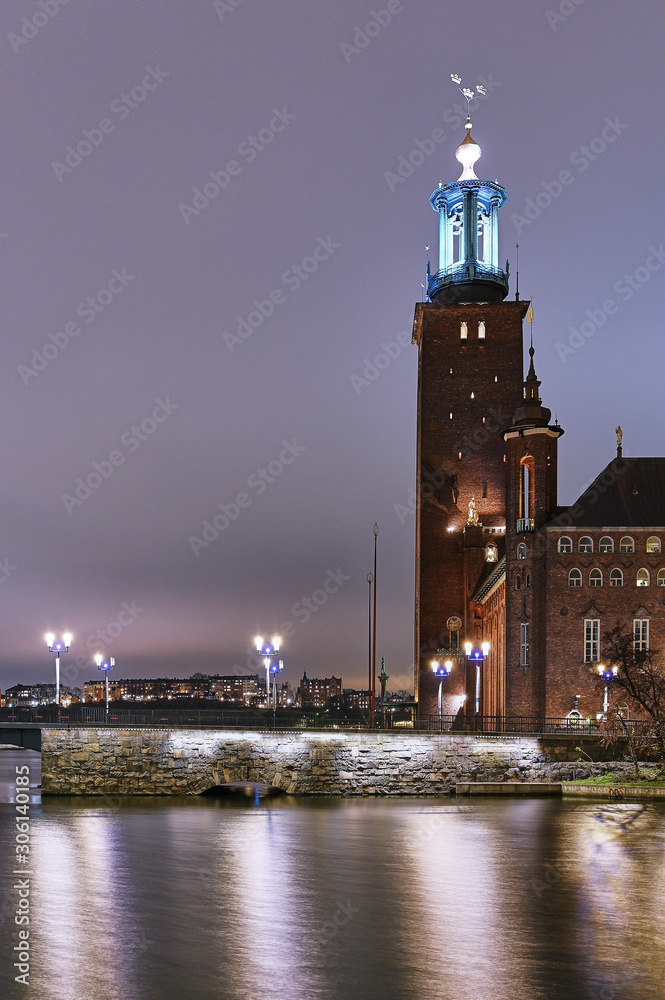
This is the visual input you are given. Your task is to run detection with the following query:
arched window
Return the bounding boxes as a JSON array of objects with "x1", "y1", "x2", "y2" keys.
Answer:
[
  {"x1": 520, "y1": 455, "x2": 535, "y2": 521},
  {"x1": 589, "y1": 569, "x2": 602, "y2": 587},
  {"x1": 637, "y1": 568, "x2": 650, "y2": 587},
  {"x1": 460, "y1": 322, "x2": 468, "y2": 340},
  {"x1": 485, "y1": 543, "x2": 497, "y2": 563},
  {"x1": 558, "y1": 536, "x2": 572, "y2": 553},
  {"x1": 478, "y1": 321, "x2": 486, "y2": 339},
  {"x1": 579, "y1": 536, "x2": 593, "y2": 553},
  {"x1": 515, "y1": 574, "x2": 521, "y2": 590},
  {"x1": 610, "y1": 568, "x2": 623, "y2": 588},
  {"x1": 599, "y1": 536, "x2": 614, "y2": 553},
  {"x1": 568, "y1": 569, "x2": 582, "y2": 588},
  {"x1": 517, "y1": 543, "x2": 526, "y2": 560},
  {"x1": 647, "y1": 536, "x2": 661, "y2": 554},
  {"x1": 620, "y1": 536, "x2": 634, "y2": 553},
  {"x1": 657, "y1": 569, "x2": 665, "y2": 587},
  {"x1": 525, "y1": 573, "x2": 530, "y2": 590}
]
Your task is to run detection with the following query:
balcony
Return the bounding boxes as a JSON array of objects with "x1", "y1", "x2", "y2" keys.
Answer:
[
  {"x1": 516, "y1": 518, "x2": 535, "y2": 534},
  {"x1": 427, "y1": 261, "x2": 509, "y2": 304}
]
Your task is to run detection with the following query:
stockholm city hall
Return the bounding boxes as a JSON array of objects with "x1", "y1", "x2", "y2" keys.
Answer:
[{"x1": 412, "y1": 80, "x2": 665, "y2": 724}]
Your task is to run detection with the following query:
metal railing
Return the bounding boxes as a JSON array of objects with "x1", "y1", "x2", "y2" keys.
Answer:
[
  {"x1": 427, "y1": 261, "x2": 509, "y2": 299},
  {"x1": 0, "y1": 705, "x2": 654, "y2": 737},
  {"x1": 415, "y1": 714, "x2": 654, "y2": 736},
  {"x1": 516, "y1": 518, "x2": 535, "y2": 533}
]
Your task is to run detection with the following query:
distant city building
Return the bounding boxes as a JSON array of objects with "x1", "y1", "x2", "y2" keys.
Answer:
[
  {"x1": 343, "y1": 688, "x2": 370, "y2": 711},
  {"x1": 209, "y1": 674, "x2": 262, "y2": 705},
  {"x1": 298, "y1": 673, "x2": 342, "y2": 708},
  {"x1": 4, "y1": 683, "x2": 78, "y2": 706}
]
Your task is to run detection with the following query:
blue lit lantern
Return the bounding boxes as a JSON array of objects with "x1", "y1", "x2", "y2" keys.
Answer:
[{"x1": 427, "y1": 77, "x2": 508, "y2": 304}]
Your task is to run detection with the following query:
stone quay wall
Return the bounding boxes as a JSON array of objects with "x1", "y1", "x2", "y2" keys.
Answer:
[{"x1": 40, "y1": 727, "x2": 631, "y2": 796}]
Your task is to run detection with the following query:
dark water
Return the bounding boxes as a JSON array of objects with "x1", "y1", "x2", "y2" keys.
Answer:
[{"x1": 1, "y1": 748, "x2": 665, "y2": 1000}]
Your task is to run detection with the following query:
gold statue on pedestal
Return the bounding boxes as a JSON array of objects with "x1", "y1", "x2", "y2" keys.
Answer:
[{"x1": 467, "y1": 495, "x2": 479, "y2": 527}]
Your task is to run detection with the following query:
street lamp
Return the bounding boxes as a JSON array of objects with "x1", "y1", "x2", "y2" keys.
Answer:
[
  {"x1": 464, "y1": 640, "x2": 490, "y2": 716},
  {"x1": 597, "y1": 664, "x2": 619, "y2": 715},
  {"x1": 45, "y1": 632, "x2": 72, "y2": 708},
  {"x1": 254, "y1": 636, "x2": 284, "y2": 710},
  {"x1": 95, "y1": 654, "x2": 115, "y2": 716},
  {"x1": 431, "y1": 653, "x2": 453, "y2": 716}
]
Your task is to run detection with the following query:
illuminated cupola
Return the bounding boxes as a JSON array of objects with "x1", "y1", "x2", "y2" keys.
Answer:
[{"x1": 427, "y1": 75, "x2": 509, "y2": 303}]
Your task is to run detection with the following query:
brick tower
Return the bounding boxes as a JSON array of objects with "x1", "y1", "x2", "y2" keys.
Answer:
[
  {"x1": 412, "y1": 82, "x2": 528, "y2": 719},
  {"x1": 502, "y1": 343, "x2": 563, "y2": 718}
]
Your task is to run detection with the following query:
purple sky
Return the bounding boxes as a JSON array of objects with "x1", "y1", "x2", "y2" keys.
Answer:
[{"x1": 0, "y1": 0, "x2": 663, "y2": 695}]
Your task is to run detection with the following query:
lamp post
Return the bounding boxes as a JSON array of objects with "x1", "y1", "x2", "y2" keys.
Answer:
[
  {"x1": 431, "y1": 653, "x2": 453, "y2": 719},
  {"x1": 597, "y1": 664, "x2": 619, "y2": 716},
  {"x1": 95, "y1": 654, "x2": 115, "y2": 716},
  {"x1": 371, "y1": 522, "x2": 378, "y2": 729},
  {"x1": 45, "y1": 632, "x2": 72, "y2": 709},
  {"x1": 464, "y1": 640, "x2": 490, "y2": 719},
  {"x1": 254, "y1": 636, "x2": 284, "y2": 710}
]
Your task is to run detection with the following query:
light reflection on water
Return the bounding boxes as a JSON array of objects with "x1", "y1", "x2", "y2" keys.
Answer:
[{"x1": 1, "y1": 748, "x2": 665, "y2": 1000}]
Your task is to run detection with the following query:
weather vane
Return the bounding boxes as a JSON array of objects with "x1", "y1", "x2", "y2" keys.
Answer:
[{"x1": 450, "y1": 73, "x2": 487, "y2": 115}]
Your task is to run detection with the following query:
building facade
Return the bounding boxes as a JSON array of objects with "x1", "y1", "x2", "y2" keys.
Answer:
[{"x1": 413, "y1": 107, "x2": 665, "y2": 723}]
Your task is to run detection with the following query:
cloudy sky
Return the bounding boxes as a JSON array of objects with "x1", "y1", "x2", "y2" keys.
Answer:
[{"x1": 0, "y1": 0, "x2": 663, "y2": 695}]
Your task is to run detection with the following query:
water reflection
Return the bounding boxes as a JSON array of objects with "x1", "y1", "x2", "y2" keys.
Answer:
[{"x1": 1, "y1": 750, "x2": 664, "y2": 1000}]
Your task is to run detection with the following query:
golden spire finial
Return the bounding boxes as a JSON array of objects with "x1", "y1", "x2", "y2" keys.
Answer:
[{"x1": 616, "y1": 425, "x2": 622, "y2": 447}]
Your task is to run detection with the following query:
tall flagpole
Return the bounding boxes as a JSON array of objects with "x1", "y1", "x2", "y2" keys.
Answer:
[{"x1": 371, "y1": 523, "x2": 378, "y2": 728}]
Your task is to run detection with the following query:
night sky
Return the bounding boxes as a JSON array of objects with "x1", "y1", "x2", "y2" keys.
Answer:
[{"x1": 0, "y1": 0, "x2": 663, "y2": 695}]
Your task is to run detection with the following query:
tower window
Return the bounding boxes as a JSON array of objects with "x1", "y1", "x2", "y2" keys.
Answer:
[
  {"x1": 449, "y1": 412, "x2": 453, "y2": 420},
  {"x1": 482, "y1": 481, "x2": 487, "y2": 499},
  {"x1": 658, "y1": 569, "x2": 665, "y2": 587},
  {"x1": 610, "y1": 568, "x2": 623, "y2": 587},
  {"x1": 647, "y1": 536, "x2": 661, "y2": 554},
  {"x1": 525, "y1": 573, "x2": 530, "y2": 590},
  {"x1": 519, "y1": 455, "x2": 535, "y2": 521},
  {"x1": 584, "y1": 619, "x2": 600, "y2": 663},
  {"x1": 485, "y1": 543, "x2": 497, "y2": 563},
  {"x1": 589, "y1": 569, "x2": 602, "y2": 588},
  {"x1": 558, "y1": 536, "x2": 573, "y2": 553},
  {"x1": 517, "y1": 543, "x2": 526, "y2": 560},
  {"x1": 460, "y1": 322, "x2": 468, "y2": 340},
  {"x1": 579, "y1": 536, "x2": 593, "y2": 553},
  {"x1": 620, "y1": 536, "x2": 634, "y2": 553},
  {"x1": 520, "y1": 623, "x2": 529, "y2": 666},
  {"x1": 470, "y1": 392, "x2": 475, "y2": 399},
  {"x1": 637, "y1": 568, "x2": 650, "y2": 587},
  {"x1": 516, "y1": 574, "x2": 521, "y2": 590},
  {"x1": 478, "y1": 321, "x2": 485, "y2": 339},
  {"x1": 599, "y1": 536, "x2": 614, "y2": 553},
  {"x1": 568, "y1": 569, "x2": 582, "y2": 587},
  {"x1": 494, "y1": 375, "x2": 498, "y2": 382}
]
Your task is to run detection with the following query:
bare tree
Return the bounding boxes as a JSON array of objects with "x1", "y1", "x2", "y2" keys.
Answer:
[{"x1": 599, "y1": 622, "x2": 665, "y2": 765}]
